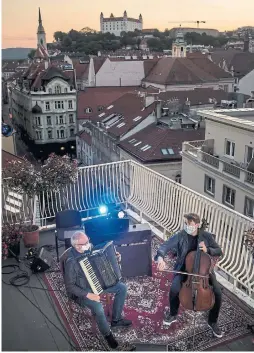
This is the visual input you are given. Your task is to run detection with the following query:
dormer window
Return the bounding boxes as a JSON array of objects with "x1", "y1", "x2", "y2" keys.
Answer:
[
  {"x1": 64, "y1": 88, "x2": 68, "y2": 93},
  {"x1": 48, "y1": 88, "x2": 52, "y2": 94},
  {"x1": 55, "y1": 85, "x2": 61, "y2": 94},
  {"x1": 85, "y1": 107, "x2": 92, "y2": 113}
]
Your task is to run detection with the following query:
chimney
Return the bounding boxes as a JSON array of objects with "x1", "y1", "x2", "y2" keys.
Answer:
[
  {"x1": 156, "y1": 100, "x2": 162, "y2": 120},
  {"x1": 251, "y1": 91, "x2": 254, "y2": 98},
  {"x1": 145, "y1": 94, "x2": 155, "y2": 107}
]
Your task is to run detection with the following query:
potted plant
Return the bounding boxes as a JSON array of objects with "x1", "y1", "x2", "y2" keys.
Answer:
[
  {"x1": 3, "y1": 154, "x2": 78, "y2": 247},
  {"x1": 2, "y1": 222, "x2": 23, "y2": 260},
  {"x1": 244, "y1": 228, "x2": 254, "y2": 255}
]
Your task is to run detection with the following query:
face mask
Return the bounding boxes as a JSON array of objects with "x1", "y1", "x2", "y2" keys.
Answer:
[
  {"x1": 184, "y1": 224, "x2": 197, "y2": 235},
  {"x1": 81, "y1": 243, "x2": 90, "y2": 252}
]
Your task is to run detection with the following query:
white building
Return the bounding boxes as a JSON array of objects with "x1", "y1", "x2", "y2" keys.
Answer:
[
  {"x1": 238, "y1": 69, "x2": 254, "y2": 96},
  {"x1": 9, "y1": 8, "x2": 77, "y2": 160},
  {"x1": 181, "y1": 108, "x2": 254, "y2": 218},
  {"x1": 100, "y1": 11, "x2": 143, "y2": 37}
]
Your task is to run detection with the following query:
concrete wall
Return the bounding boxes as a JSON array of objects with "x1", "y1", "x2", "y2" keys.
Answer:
[
  {"x1": 238, "y1": 69, "x2": 254, "y2": 96},
  {"x1": 205, "y1": 119, "x2": 254, "y2": 163},
  {"x1": 95, "y1": 59, "x2": 144, "y2": 86},
  {"x1": 182, "y1": 154, "x2": 253, "y2": 215}
]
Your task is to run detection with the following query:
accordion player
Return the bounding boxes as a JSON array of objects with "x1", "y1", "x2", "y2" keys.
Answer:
[{"x1": 79, "y1": 241, "x2": 122, "y2": 295}]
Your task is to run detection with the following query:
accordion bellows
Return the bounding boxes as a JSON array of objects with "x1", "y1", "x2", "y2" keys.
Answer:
[{"x1": 79, "y1": 241, "x2": 122, "y2": 294}]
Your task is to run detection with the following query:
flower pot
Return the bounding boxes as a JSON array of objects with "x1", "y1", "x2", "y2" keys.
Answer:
[
  {"x1": 22, "y1": 226, "x2": 40, "y2": 248},
  {"x1": 8, "y1": 242, "x2": 21, "y2": 257}
]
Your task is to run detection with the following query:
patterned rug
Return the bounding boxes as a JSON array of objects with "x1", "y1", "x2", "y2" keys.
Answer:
[{"x1": 44, "y1": 238, "x2": 253, "y2": 351}]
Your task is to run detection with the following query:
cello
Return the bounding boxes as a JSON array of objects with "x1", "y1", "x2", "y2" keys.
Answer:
[
  {"x1": 163, "y1": 219, "x2": 216, "y2": 349},
  {"x1": 179, "y1": 218, "x2": 215, "y2": 311}
]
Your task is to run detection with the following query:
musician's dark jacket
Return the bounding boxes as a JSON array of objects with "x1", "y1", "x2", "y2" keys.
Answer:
[
  {"x1": 154, "y1": 229, "x2": 222, "y2": 273},
  {"x1": 64, "y1": 247, "x2": 92, "y2": 301}
]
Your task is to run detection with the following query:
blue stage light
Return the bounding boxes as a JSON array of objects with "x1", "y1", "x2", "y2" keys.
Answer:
[
  {"x1": 118, "y1": 211, "x2": 125, "y2": 219},
  {"x1": 99, "y1": 205, "x2": 108, "y2": 215}
]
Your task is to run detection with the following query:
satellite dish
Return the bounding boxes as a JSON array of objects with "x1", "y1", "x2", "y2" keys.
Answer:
[{"x1": 2, "y1": 123, "x2": 15, "y2": 137}]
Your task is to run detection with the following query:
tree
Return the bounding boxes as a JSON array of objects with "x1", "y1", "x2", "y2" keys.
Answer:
[
  {"x1": 63, "y1": 36, "x2": 72, "y2": 47},
  {"x1": 28, "y1": 49, "x2": 36, "y2": 59},
  {"x1": 54, "y1": 31, "x2": 66, "y2": 42}
]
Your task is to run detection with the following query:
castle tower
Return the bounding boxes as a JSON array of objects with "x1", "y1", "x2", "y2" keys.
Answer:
[
  {"x1": 139, "y1": 14, "x2": 142, "y2": 22},
  {"x1": 172, "y1": 31, "x2": 187, "y2": 58},
  {"x1": 37, "y1": 8, "x2": 47, "y2": 51},
  {"x1": 100, "y1": 12, "x2": 104, "y2": 31},
  {"x1": 123, "y1": 10, "x2": 127, "y2": 19}
]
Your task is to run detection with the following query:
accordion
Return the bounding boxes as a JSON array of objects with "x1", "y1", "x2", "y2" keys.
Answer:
[{"x1": 79, "y1": 241, "x2": 122, "y2": 295}]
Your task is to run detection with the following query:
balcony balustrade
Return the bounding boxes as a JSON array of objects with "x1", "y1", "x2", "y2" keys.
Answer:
[
  {"x1": 183, "y1": 141, "x2": 254, "y2": 185},
  {"x1": 2, "y1": 160, "x2": 254, "y2": 305}
]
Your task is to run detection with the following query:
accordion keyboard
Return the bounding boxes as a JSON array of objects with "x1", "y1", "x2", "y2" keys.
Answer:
[{"x1": 79, "y1": 257, "x2": 103, "y2": 295}]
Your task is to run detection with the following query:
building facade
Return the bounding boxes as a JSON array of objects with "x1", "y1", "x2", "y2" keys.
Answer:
[
  {"x1": 100, "y1": 11, "x2": 143, "y2": 37},
  {"x1": 181, "y1": 109, "x2": 254, "y2": 218},
  {"x1": 9, "y1": 9, "x2": 77, "y2": 160}
]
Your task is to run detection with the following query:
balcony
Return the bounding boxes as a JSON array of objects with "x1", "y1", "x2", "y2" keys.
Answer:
[
  {"x1": 2, "y1": 160, "x2": 254, "y2": 351},
  {"x1": 183, "y1": 141, "x2": 254, "y2": 186}
]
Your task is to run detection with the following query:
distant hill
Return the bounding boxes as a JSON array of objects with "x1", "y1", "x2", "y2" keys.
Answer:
[{"x1": 2, "y1": 48, "x2": 34, "y2": 60}]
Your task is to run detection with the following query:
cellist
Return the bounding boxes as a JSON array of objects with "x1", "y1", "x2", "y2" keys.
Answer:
[{"x1": 155, "y1": 213, "x2": 223, "y2": 338}]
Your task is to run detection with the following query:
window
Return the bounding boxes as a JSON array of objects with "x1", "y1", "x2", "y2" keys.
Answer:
[
  {"x1": 204, "y1": 175, "x2": 215, "y2": 196},
  {"x1": 161, "y1": 148, "x2": 174, "y2": 155},
  {"x1": 56, "y1": 116, "x2": 59, "y2": 125},
  {"x1": 59, "y1": 115, "x2": 64, "y2": 124},
  {"x1": 244, "y1": 197, "x2": 254, "y2": 218},
  {"x1": 45, "y1": 102, "x2": 50, "y2": 111},
  {"x1": 223, "y1": 185, "x2": 236, "y2": 208},
  {"x1": 55, "y1": 101, "x2": 64, "y2": 109},
  {"x1": 48, "y1": 88, "x2": 52, "y2": 94},
  {"x1": 64, "y1": 88, "x2": 68, "y2": 93},
  {"x1": 47, "y1": 116, "x2": 52, "y2": 125},
  {"x1": 55, "y1": 85, "x2": 61, "y2": 94},
  {"x1": 48, "y1": 130, "x2": 53, "y2": 139},
  {"x1": 68, "y1": 100, "x2": 73, "y2": 109},
  {"x1": 57, "y1": 130, "x2": 65, "y2": 139},
  {"x1": 70, "y1": 128, "x2": 75, "y2": 137},
  {"x1": 34, "y1": 116, "x2": 41, "y2": 126},
  {"x1": 98, "y1": 106, "x2": 104, "y2": 112},
  {"x1": 36, "y1": 131, "x2": 42, "y2": 140},
  {"x1": 69, "y1": 114, "x2": 74, "y2": 123},
  {"x1": 85, "y1": 107, "x2": 92, "y2": 113},
  {"x1": 245, "y1": 146, "x2": 254, "y2": 164},
  {"x1": 225, "y1": 139, "x2": 235, "y2": 157}
]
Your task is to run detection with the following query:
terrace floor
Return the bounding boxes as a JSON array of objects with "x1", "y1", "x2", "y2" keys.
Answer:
[{"x1": 2, "y1": 229, "x2": 254, "y2": 351}]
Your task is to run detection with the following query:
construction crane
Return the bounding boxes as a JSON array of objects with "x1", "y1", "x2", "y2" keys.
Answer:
[{"x1": 168, "y1": 21, "x2": 206, "y2": 28}]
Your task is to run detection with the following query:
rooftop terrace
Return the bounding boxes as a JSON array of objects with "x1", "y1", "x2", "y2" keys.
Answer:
[{"x1": 2, "y1": 160, "x2": 254, "y2": 350}]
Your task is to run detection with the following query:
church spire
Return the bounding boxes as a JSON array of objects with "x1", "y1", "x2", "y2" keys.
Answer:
[
  {"x1": 39, "y1": 7, "x2": 42, "y2": 25},
  {"x1": 36, "y1": 8, "x2": 47, "y2": 53}
]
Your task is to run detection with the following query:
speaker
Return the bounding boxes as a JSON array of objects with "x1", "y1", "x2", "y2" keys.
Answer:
[
  {"x1": 30, "y1": 247, "x2": 53, "y2": 273},
  {"x1": 84, "y1": 217, "x2": 129, "y2": 244}
]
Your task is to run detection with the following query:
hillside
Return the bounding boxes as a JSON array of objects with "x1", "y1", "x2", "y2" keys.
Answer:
[{"x1": 2, "y1": 48, "x2": 34, "y2": 60}]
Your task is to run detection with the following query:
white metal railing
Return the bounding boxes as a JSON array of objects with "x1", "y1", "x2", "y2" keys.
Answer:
[{"x1": 2, "y1": 160, "x2": 254, "y2": 301}]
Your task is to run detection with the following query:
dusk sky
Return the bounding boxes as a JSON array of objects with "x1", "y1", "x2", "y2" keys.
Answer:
[{"x1": 2, "y1": 0, "x2": 254, "y2": 48}]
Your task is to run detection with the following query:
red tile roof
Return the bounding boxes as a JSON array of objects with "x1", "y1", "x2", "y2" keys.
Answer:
[
  {"x1": 119, "y1": 124, "x2": 205, "y2": 163},
  {"x1": 211, "y1": 50, "x2": 254, "y2": 78},
  {"x1": 143, "y1": 57, "x2": 232, "y2": 85},
  {"x1": 97, "y1": 93, "x2": 156, "y2": 138},
  {"x1": 78, "y1": 87, "x2": 144, "y2": 120},
  {"x1": 2, "y1": 150, "x2": 25, "y2": 169}
]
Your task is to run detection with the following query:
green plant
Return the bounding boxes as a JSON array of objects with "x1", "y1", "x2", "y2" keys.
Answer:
[
  {"x1": 2, "y1": 153, "x2": 79, "y2": 228},
  {"x1": 244, "y1": 228, "x2": 254, "y2": 255},
  {"x1": 2, "y1": 222, "x2": 23, "y2": 260}
]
